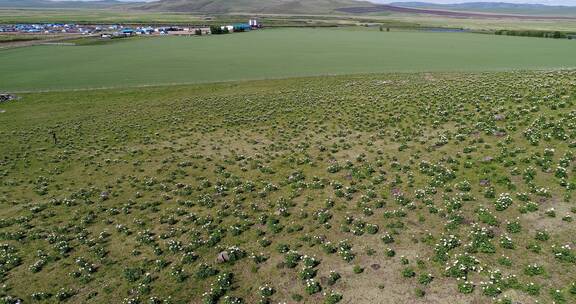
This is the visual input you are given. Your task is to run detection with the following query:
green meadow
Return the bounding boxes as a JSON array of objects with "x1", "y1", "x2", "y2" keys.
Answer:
[
  {"x1": 1, "y1": 70, "x2": 576, "y2": 304},
  {"x1": 2, "y1": 28, "x2": 576, "y2": 91}
]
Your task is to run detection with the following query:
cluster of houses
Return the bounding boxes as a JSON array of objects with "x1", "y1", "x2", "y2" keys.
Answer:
[
  {"x1": 115, "y1": 19, "x2": 262, "y2": 38},
  {"x1": 0, "y1": 19, "x2": 262, "y2": 38},
  {"x1": 0, "y1": 23, "x2": 106, "y2": 34}
]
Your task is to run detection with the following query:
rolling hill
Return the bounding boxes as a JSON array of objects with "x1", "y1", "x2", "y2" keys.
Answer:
[
  {"x1": 3, "y1": 0, "x2": 575, "y2": 18},
  {"x1": 134, "y1": 0, "x2": 376, "y2": 14},
  {"x1": 130, "y1": 0, "x2": 576, "y2": 18}
]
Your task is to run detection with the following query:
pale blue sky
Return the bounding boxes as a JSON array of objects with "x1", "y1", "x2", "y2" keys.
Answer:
[{"x1": 380, "y1": 0, "x2": 576, "y2": 5}]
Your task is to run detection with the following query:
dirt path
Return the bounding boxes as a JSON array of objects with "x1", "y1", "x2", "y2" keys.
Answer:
[{"x1": 0, "y1": 34, "x2": 87, "y2": 50}]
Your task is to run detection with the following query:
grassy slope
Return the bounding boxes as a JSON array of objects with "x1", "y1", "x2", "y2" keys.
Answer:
[
  {"x1": 0, "y1": 9, "x2": 209, "y2": 24},
  {"x1": 0, "y1": 34, "x2": 42, "y2": 42},
  {"x1": 382, "y1": 14, "x2": 576, "y2": 31},
  {"x1": 135, "y1": 0, "x2": 375, "y2": 15},
  {"x1": 1, "y1": 28, "x2": 576, "y2": 91},
  {"x1": 0, "y1": 70, "x2": 575, "y2": 304}
]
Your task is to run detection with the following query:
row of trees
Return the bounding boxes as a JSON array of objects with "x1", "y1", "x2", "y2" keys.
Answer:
[
  {"x1": 192, "y1": 27, "x2": 230, "y2": 36},
  {"x1": 379, "y1": 25, "x2": 391, "y2": 32},
  {"x1": 209, "y1": 26, "x2": 230, "y2": 35},
  {"x1": 495, "y1": 30, "x2": 572, "y2": 39},
  {"x1": 194, "y1": 26, "x2": 249, "y2": 36}
]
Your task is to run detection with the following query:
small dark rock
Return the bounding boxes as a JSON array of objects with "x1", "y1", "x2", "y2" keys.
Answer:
[
  {"x1": 370, "y1": 263, "x2": 381, "y2": 270},
  {"x1": 0, "y1": 93, "x2": 17, "y2": 103}
]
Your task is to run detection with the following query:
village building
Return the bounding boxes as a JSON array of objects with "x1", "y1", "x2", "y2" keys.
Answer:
[
  {"x1": 168, "y1": 27, "x2": 212, "y2": 36},
  {"x1": 0, "y1": 19, "x2": 261, "y2": 38}
]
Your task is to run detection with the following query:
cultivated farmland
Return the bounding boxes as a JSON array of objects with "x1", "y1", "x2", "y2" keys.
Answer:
[
  {"x1": 2, "y1": 28, "x2": 576, "y2": 91},
  {"x1": 0, "y1": 70, "x2": 576, "y2": 304}
]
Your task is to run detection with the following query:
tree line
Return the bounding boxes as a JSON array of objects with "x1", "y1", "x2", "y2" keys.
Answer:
[{"x1": 495, "y1": 30, "x2": 573, "y2": 39}]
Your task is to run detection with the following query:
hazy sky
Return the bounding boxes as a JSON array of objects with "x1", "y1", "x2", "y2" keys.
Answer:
[{"x1": 60, "y1": 0, "x2": 576, "y2": 6}]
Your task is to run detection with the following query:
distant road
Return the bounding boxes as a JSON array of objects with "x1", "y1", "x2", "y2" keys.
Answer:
[{"x1": 336, "y1": 4, "x2": 576, "y2": 20}]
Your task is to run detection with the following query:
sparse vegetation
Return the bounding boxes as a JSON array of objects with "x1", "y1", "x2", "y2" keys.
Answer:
[{"x1": 0, "y1": 69, "x2": 575, "y2": 303}]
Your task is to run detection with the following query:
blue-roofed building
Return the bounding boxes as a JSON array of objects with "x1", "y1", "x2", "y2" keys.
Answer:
[
  {"x1": 232, "y1": 24, "x2": 251, "y2": 32},
  {"x1": 121, "y1": 28, "x2": 136, "y2": 35}
]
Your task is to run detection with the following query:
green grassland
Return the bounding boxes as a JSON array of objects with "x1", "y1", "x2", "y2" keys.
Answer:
[
  {"x1": 0, "y1": 34, "x2": 41, "y2": 42},
  {"x1": 438, "y1": 6, "x2": 576, "y2": 16},
  {"x1": 1, "y1": 70, "x2": 576, "y2": 304},
  {"x1": 0, "y1": 34, "x2": 78, "y2": 46},
  {"x1": 380, "y1": 14, "x2": 576, "y2": 31},
  {"x1": 1, "y1": 28, "x2": 576, "y2": 91},
  {"x1": 386, "y1": 2, "x2": 576, "y2": 16}
]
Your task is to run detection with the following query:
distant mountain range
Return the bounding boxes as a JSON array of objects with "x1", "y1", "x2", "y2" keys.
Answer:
[
  {"x1": 133, "y1": 0, "x2": 576, "y2": 15},
  {"x1": 1, "y1": 0, "x2": 575, "y2": 17},
  {"x1": 386, "y1": 2, "x2": 576, "y2": 15},
  {"x1": 0, "y1": 0, "x2": 129, "y2": 9}
]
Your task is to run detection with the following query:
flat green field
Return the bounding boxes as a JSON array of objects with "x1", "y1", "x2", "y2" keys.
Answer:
[{"x1": 2, "y1": 28, "x2": 576, "y2": 91}]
